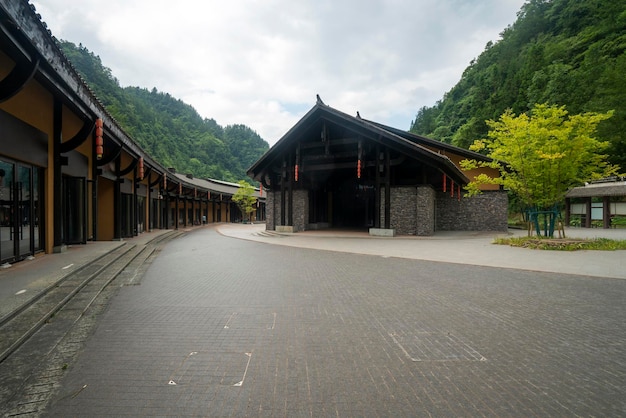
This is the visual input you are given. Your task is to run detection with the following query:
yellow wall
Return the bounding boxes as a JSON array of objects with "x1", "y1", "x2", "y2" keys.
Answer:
[
  {"x1": 422, "y1": 146, "x2": 501, "y2": 191},
  {"x1": 97, "y1": 178, "x2": 115, "y2": 241}
]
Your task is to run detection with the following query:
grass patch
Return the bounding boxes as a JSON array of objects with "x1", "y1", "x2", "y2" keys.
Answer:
[{"x1": 494, "y1": 236, "x2": 626, "y2": 251}]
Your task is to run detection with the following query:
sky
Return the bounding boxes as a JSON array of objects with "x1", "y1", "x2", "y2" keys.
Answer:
[{"x1": 32, "y1": 0, "x2": 527, "y2": 146}]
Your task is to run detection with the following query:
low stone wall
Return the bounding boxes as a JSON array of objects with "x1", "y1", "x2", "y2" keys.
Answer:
[{"x1": 436, "y1": 190, "x2": 508, "y2": 231}]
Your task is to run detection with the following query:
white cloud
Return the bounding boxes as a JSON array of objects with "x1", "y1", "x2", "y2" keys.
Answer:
[{"x1": 33, "y1": 0, "x2": 526, "y2": 145}]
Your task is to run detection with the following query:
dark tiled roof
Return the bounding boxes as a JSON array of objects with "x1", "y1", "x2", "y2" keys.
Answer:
[{"x1": 566, "y1": 182, "x2": 626, "y2": 198}]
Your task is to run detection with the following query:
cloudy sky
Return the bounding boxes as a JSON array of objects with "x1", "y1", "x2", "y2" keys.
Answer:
[{"x1": 33, "y1": 0, "x2": 526, "y2": 145}]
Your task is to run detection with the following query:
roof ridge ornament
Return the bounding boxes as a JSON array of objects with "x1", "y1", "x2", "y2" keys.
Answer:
[{"x1": 316, "y1": 94, "x2": 325, "y2": 105}]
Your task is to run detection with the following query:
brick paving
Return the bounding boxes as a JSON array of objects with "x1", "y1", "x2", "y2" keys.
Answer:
[{"x1": 45, "y1": 227, "x2": 626, "y2": 417}]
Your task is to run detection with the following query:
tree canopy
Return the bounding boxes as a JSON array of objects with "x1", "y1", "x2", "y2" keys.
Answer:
[
  {"x1": 59, "y1": 41, "x2": 269, "y2": 183},
  {"x1": 410, "y1": 0, "x2": 626, "y2": 169},
  {"x1": 232, "y1": 181, "x2": 257, "y2": 222},
  {"x1": 460, "y1": 104, "x2": 618, "y2": 209}
]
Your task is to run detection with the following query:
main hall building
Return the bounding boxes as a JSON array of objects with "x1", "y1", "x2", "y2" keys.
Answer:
[{"x1": 248, "y1": 97, "x2": 507, "y2": 236}]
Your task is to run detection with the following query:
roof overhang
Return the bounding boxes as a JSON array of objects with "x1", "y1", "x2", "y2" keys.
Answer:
[{"x1": 248, "y1": 101, "x2": 473, "y2": 185}]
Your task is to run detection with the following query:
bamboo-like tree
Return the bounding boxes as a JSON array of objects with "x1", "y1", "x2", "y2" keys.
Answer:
[
  {"x1": 232, "y1": 180, "x2": 257, "y2": 223},
  {"x1": 460, "y1": 104, "x2": 619, "y2": 210}
]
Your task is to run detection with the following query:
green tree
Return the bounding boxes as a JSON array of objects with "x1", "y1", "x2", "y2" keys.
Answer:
[
  {"x1": 410, "y1": 0, "x2": 626, "y2": 170},
  {"x1": 232, "y1": 181, "x2": 257, "y2": 223},
  {"x1": 460, "y1": 104, "x2": 618, "y2": 210}
]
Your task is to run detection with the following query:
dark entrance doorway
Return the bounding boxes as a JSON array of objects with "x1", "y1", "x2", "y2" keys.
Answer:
[
  {"x1": 332, "y1": 178, "x2": 374, "y2": 229},
  {"x1": 63, "y1": 176, "x2": 86, "y2": 244},
  {"x1": 308, "y1": 170, "x2": 375, "y2": 230}
]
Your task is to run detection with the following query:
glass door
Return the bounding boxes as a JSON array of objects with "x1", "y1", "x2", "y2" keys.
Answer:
[
  {"x1": 0, "y1": 159, "x2": 15, "y2": 263},
  {"x1": 17, "y1": 165, "x2": 33, "y2": 258}
]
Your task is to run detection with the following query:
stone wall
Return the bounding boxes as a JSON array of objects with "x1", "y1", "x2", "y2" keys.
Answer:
[
  {"x1": 436, "y1": 190, "x2": 508, "y2": 231},
  {"x1": 390, "y1": 187, "x2": 417, "y2": 235},
  {"x1": 271, "y1": 187, "x2": 508, "y2": 234},
  {"x1": 265, "y1": 190, "x2": 308, "y2": 232},
  {"x1": 415, "y1": 186, "x2": 436, "y2": 236},
  {"x1": 266, "y1": 191, "x2": 278, "y2": 231},
  {"x1": 388, "y1": 186, "x2": 436, "y2": 236},
  {"x1": 292, "y1": 189, "x2": 308, "y2": 233}
]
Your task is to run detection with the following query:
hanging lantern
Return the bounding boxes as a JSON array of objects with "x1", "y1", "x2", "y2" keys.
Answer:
[
  {"x1": 443, "y1": 173, "x2": 447, "y2": 193},
  {"x1": 95, "y1": 118, "x2": 104, "y2": 160},
  {"x1": 295, "y1": 164, "x2": 299, "y2": 182},
  {"x1": 194, "y1": 188, "x2": 197, "y2": 198},
  {"x1": 138, "y1": 157, "x2": 144, "y2": 180},
  {"x1": 259, "y1": 184, "x2": 263, "y2": 197},
  {"x1": 179, "y1": 182, "x2": 182, "y2": 195},
  {"x1": 357, "y1": 159, "x2": 362, "y2": 179}
]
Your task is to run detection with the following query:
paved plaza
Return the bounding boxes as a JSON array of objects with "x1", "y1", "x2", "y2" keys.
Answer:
[{"x1": 44, "y1": 226, "x2": 626, "y2": 416}]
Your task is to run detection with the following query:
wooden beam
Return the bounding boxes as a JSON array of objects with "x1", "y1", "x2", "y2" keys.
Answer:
[{"x1": 299, "y1": 137, "x2": 360, "y2": 149}]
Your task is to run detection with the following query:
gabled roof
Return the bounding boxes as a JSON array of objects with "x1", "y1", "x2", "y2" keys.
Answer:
[
  {"x1": 247, "y1": 100, "x2": 473, "y2": 185},
  {"x1": 363, "y1": 120, "x2": 493, "y2": 162},
  {"x1": 566, "y1": 180, "x2": 626, "y2": 198}
]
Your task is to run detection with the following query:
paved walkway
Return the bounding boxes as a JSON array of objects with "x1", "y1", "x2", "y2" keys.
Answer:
[
  {"x1": 1, "y1": 225, "x2": 625, "y2": 316},
  {"x1": 42, "y1": 226, "x2": 626, "y2": 417},
  {"x1": 217, "y1": 224, "x2": 626, "y2": 279}
]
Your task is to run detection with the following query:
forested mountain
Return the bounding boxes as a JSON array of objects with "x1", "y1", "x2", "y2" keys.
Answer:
[
  {"x1": 59, "y1": 41, "x2": 269, "y2": 183},
  {"x1": 410, "y1": 0, "x2": 626, "y2": 169}
]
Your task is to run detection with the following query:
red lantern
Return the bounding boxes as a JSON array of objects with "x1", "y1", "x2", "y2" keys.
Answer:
[
  {"x1": 95, "y1": 118, "x2": 103, "y2": 160},
  {"x1": 295, "y1": 164, "x2": 299, "y2": 182},
  {"x1": 259, "y1": 184, "x2": 263, "y2": 197},
  {"x1": 138, "y1": 157, "x2": 144, "y2": 180},
  {"x1": 357, "y1": 160, "x2": 361, "y2": 179}
]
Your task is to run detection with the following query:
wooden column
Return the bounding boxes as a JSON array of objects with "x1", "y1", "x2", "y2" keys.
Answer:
[
  {"x1": 374, "y1": 145, "x2": 381, "y2": 228},
  {"x1": 113, "y1": 158, "x2": 122, "y2": 239},
  {"x1": 603, "y1": 196, "x2": 611, "y2": 229},
  {"x1": 133, "y1": 166, "x2": 138, "y2": 236},
  {"x1": 52, "y1": 99, "x2": 64, "y2": 251},
  {"x1": 280, "y1": 159, "x2": 286, "y2": 226},
  {"x1": 384, "y1": 148, "x2": 391, "y2": 229},
  {"x1": 288, "y1": 153, "x2": 293, "y2": 227}
]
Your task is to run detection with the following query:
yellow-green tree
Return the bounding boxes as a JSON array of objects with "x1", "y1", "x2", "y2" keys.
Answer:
[
  {"x1": 232, "y1": 181, "x2": 257, "y2": 223},
  {"x1": 460, "y1": 104, "x2": 619, "y2": 209}
]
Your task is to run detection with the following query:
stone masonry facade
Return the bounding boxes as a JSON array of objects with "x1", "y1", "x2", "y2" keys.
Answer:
[
  {"x1": 268, "y1": 188, "x2": 508, "y2": 234},
  {"x1": 436, "y1": 190, "x2": 508, "y2": 232},
  {"x1": 266, "y1": 190, "x2": 309, "y2": 232},
  {"x1": 390, "y1": 186, "x2": 508, "y2": 235}
]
